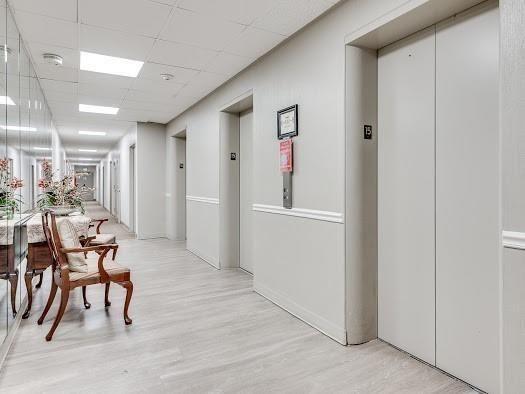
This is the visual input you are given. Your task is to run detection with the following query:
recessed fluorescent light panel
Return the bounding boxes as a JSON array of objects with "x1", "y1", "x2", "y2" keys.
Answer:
[
  {"x1": 34, "y1": 147, "x2": 51, "y2": 151},
  {"x1": 0, "y1": 96, "x2": 15, "y2": 105},
  {"x1": 80, "y1": 51, "x2": 143, "y2": 77},
  {"x1": 79, "y1": 104, "x2": 119, "y2": 115},
  {"x1": 76, "y1": 158, "x2": 94, "y2": 161},
  {"x1": 79, "y1": 130, "x2": 107, "y2": 136},
  {"x1": 78, "y1": 149, "x2": 97, "y2": 153},
  {"x1": 1, "y1": 125, "x2": 37, "y2": 131}
]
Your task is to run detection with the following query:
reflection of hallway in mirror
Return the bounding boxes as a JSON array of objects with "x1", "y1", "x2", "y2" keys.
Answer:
[
  {"x1": 84, "y1": 201, "x2": 135, "y2": 240},
  {"x1": 75, "y1": 165, "x2": 96, "y2": 202}
]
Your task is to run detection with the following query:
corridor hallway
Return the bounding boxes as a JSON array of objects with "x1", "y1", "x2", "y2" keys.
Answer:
[{"x1": 0, "y1": 204, "x2": 474, "y2": 393}]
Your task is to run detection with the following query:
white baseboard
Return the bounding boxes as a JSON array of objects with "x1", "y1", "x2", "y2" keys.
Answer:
[
  {"x1": 187, "y1": 245, "x2": 219, "y2": 269},
  {"x1": 254, "y1": 281, "x2": 347, "y2": 345}
]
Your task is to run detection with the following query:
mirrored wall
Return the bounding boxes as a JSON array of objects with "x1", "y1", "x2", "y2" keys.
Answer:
[{"x1": 0, "y1": 2, "x2": 53, "y2": 346}]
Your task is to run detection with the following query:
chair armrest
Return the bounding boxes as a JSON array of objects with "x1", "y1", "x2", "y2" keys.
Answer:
[
  {"x1": 90, "y1": 218, "x2": 109, "y2": 234},
  {"x1": 61, "y1": 244, "x2": 118, "y2": 281},
  {"x1": 79, "y1": 235, "x2": 96, "y2": 246},
  {"x1": 60, "y1": 244, "x2": 118, "y2": 254}
]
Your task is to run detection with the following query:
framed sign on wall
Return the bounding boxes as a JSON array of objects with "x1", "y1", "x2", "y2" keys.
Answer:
[{"x1": 277, "y1": 104, "x2": 298, "y2": 139}]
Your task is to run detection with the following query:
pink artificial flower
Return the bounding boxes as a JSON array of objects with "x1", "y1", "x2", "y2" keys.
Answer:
[
  {"x1": 41, "y1": 160, "x2": 52, "y2": 174},
  {"x1": 38, "y1": 178, "x2": 48, "y2": 189},
  {"x1": 0, "y1": 158, "x2": 8, "y2": 172},
  {"x1": 9, "y1": 177, "x2": 23, "y2": 189}
]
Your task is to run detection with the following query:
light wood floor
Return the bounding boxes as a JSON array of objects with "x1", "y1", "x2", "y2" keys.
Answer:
[{"x1": 0, "y1": 204, "x2": 475, "y2": 393}]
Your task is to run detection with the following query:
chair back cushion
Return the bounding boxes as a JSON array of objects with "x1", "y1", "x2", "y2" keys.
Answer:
[{"x1": 58, "y1": 218, "x2": 87, "y2": 273}]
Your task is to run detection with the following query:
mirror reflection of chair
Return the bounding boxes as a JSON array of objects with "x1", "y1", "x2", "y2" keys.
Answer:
[
  {"x1": 0, "y1": 251, "x2": 18, "y2": 318},
  {"x1": 38, "y1": 211, "x2": 133, "y2": 341},
  {"x1": 87, "y1": 218, "x2": 117, "y2": 260},
  {"x1": 0, "y1": 220, "x2": 29, "y2": 318}
]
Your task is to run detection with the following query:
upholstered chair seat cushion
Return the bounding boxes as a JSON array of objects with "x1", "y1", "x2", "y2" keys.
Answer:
[
  {"x1": 90, "y1": 233, "x2": 116, "y2": 245},
  {"x1": 58, "y1": 219, "x2": 88, "y2": 273},
  {"x1": 69, "y1": 255, "x2": 130, "y2": 282}
]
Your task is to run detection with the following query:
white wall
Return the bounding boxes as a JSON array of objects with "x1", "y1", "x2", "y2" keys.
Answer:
[
  {"x1": 137, "y1": 122, "x2": 166, "y2": 239},
  {"x1": 51, "y1": 124, "x2": 65, "y2": 179},
  {"x1": 99, "y1": 124, "x2": 137, "y2": 227},
  {"x1": 114, "y1": 125, "x2": 137, "y2": 229},
  {"x1": 165, "y1": 0, "x2": 412, "y2": 344}
]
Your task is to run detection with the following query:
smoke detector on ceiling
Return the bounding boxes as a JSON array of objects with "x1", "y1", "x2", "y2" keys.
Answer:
[
  {"x1": 43, "y1": 53, "x2": 63, "y2": 66},
  {"x1": 160, "y1": 73, "x2": 174, "y2": 81}
]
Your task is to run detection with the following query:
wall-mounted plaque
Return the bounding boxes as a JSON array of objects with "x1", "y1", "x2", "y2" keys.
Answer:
[{"x1": 277, "y1": 105, "x2": 298, "y2": 140}]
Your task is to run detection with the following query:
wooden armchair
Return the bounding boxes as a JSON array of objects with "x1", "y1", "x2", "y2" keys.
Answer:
[
  {"x1": 87, "y1": 218, "x2": 117, "y2": 260},
  {"x1": 38, "y1": 211, "x2": 133, "y2": 341}
]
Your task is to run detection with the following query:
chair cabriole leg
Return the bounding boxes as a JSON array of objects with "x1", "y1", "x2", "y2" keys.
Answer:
[
  {"x1": 22, "y1": 272, "x2": 33, "y2": 319},
  {"x1": 38, "y1": 280, "x2": 57, "y2": 325},
  {"x1": 82, "y1": 286, "x2": 91, "y2": 309},
  {"x1": 105, "y1": 282, "x2": 111, "y2": 307},
  {"x1": 45, "y1": 288, "x2": 69, "y2": 341},
  {"x1": 121, "y1": 281, "x2": 133, "y2": 325}
]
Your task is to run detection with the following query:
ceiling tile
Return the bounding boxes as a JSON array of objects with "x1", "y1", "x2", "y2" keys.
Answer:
[
  {"x1": 79, "y1": 70, "x2": 135, "y2": 90},
  {"x1": 79, "y1": 24, "x2": 155, "y2": 60},
  {"x1": 252, "y1": 0, "x2": 335, "y2": 36},
  {"x1": 121, "y1": 97, "x2": 177, "y2": 112},
  {"x1": 10, "y1": 0, "x2": 77, "y2": 22},
  {"x1": 204, "y1": 52, "x2": 255, "y2": 76},
  {"x1": 131, "y1": 77, "x2": 185, "y2": 96},
  {"x1": 78, "y1": 83, "x2": 128, "y2": 101},
  {"x1": 13, "y1": 11, "x2": 78, "y2": 49},
  {"x1": 149, "y1": 0, "x2": 178, "y2": 5},
  {"x1": 39, "y1": 79, "x2": 78, "y2": 94},
  {"x1": 115, "y1": 108, "x2": 171, "y2": 122},
  {"x1": 43, "y1": 89, "x2": 77, "y2": 102},
  {"x1": 79, "y1": 0, "x2": 172, "y2": 38},
  {"x1": 126, "y1": 89, "x2": 179, "y2": 103},
  {"x1": 34, "y1": 63, "x2": 79, "y2": 83},
  {"x1": 160, "y1": 7, "x2": 245, "y2": 51},
  {"x1": 138, "y1": 62, "x2": 199, "y2": 84},
  {"x1": 178, "y1": 71, "x2": 229, "y2": 97},
  {"x1": 224, "y1": 27, "x2": 285, "y2": 59},
  {"x1": 177, "y1": 0, "x2": 277, "y2": 25},
  {"x1": 148, "y1": 39, "x2": 217, "y2": 70}
]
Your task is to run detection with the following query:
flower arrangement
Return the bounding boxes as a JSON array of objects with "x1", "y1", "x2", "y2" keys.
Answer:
[
  {"x1": 0, "y1": 157, "x2": 23, "y2": 218},
  {"x1": 37, "y1": 160, "x2": 86, "y2": 214}
]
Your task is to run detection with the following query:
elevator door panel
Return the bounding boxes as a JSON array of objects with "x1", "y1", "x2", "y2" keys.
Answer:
[
  {"x1": 435, "y1": 3, "x2": 499, "y2": 392},
  {"x1": 378, "y1": 27, "x2": 436, "y2": 364},
  {"x1": 240, "y1": 109, "x2": 254, "y2": 273}
]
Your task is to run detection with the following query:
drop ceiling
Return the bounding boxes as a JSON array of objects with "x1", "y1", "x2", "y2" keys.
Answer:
[{"x1": 9, "y1": 0, "x2": 341, "y2": 159}]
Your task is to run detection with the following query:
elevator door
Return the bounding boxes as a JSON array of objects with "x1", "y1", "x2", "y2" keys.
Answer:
[
  {"x1": 239, "y1": 109, "x2": 253, "y2": 273},
  {"x1": 378, "y1": 26, "x2": 436, "y2": 365},
  {"x1": 435, "y1": 3, "x2": 499, "y2": 392},
  {"x1": 378, "y1": 2, "x2": 499, "y2": 392}
]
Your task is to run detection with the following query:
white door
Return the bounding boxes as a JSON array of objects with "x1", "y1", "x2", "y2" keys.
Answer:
[
  {"x1": 435, "y1": 3, "x2": 499, "y2": 392},
  {"x1": 239, "y1": 109, "x2": 253, "y2": 273},
  {"x1": 378, "y1": 26, "x2": 436, "y2": 364}
]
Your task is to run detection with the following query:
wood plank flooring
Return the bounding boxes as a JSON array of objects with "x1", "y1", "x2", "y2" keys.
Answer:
[{"x1": 0, "y1": 204, "x2": 475, "y2": 393}]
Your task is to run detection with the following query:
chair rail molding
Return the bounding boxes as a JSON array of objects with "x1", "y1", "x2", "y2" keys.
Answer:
[
  {"x1": 502, "y1": 230, "x2": 525, "y2": 250},
  {"x1": 252, "y1": 203, "x2": 344, "y2": 224},
  {"x1": 186, "y1": 196, "x2": 220, "y2": 205}
]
